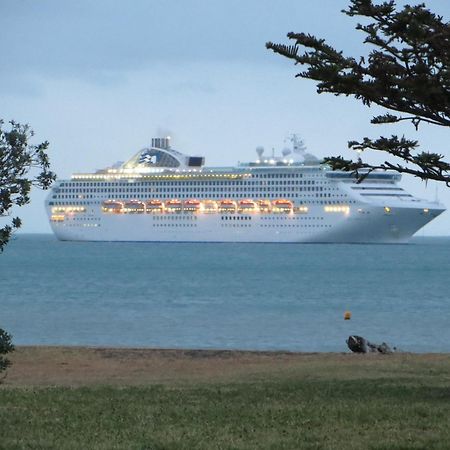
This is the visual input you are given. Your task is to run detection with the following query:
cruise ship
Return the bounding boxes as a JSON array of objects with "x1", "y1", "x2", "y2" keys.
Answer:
[{"x1": 45, "y1": 136, "x2": 445, "y2": 243}]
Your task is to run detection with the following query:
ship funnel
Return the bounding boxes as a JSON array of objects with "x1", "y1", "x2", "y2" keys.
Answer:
[
  {"x1": 152, "y1": 137, "x2": 171, "y2": 149},
  {"x1": 282, "y1": 148, "x2": 292, "y2": 157},
  {"x1": 256, "y1": 146, "x2": 264, "y2": 158}
]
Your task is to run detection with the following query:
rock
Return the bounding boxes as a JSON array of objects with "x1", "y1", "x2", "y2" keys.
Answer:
[
  {"x1": 347, "y1": 335, "x2": 369, "y2": 353},
  {"x1": 346, "y1": 335, "x2": 394, "y2": 354},
  {"x1": 377, "y1": 342, "x2": 394, "y2": 354}
]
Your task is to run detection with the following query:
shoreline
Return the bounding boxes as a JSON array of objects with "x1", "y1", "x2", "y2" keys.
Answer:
[{"x1": 4, "y1": 345, "x2": 450, "y2": 387}]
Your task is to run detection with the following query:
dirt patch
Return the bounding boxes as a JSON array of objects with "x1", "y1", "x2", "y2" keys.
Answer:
[{"x1": 3, "y1": 346, "x2": 449, "y2": 387}]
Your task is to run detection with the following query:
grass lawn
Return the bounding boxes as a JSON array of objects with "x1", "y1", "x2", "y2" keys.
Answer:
[{"x1": 1, "y1": 348, "x2": 450, "y2": 449}]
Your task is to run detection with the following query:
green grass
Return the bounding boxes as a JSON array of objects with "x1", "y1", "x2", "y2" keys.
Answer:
[{"x1": 2, "y1": 376, "x2": 450, "y2": 449}]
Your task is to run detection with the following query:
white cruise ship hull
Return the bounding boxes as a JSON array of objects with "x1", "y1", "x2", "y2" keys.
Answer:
[
  {"x1": 49, "y1": 204, "x2": 443, "y2": 244},
  {"x1": 45, "y1": 136, "x2": 446, "y2": 244}
]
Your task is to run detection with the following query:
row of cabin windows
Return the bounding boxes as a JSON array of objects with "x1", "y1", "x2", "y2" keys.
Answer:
[
  {"x1": 259, "y1": 224, "x2": 332, "y2": 228},
  {"x1": 55, "y1": 185, "x2": 327, "y2": 197},
  {"x1": 53, "y1": 193, "x2": 347, "y2": 204},
  {"x1": 59, "y1": 172, "x2": 319, "y2": 188},
  {"x1": 221, "y1": 216, "x2": 323, "y2": 222},
  {"x1": 56, "y1": 180, "x2": 318, "y2": 193},
  {"x1": 49, "y1": 199, "x2": 356, "y2": 206},
  {"x1": 54, "y1": 191, "x2": 346, "y2": 201}
]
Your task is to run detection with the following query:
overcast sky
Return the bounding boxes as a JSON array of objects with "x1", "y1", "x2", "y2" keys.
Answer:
[{"x1": 2, "y1": 0, "x2": 450, "y2": 235}]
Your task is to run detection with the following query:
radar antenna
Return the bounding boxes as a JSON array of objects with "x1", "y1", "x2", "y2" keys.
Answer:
[{"x1": 287, "y1": 134, "x2": 306, "y2": 155}]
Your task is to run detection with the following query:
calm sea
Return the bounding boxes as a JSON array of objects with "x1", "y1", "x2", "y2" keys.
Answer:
[{"x1": 1, "y1": 234, "x2": 450, "y2": 352}]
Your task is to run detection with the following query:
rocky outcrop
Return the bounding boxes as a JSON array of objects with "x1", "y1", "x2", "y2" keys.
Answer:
[{"x1": 347, "y1": 335, "x2": 394, "y2": 354}]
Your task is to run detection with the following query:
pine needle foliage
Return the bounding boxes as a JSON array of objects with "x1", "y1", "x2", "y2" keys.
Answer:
[{"x1": 267, "y1": 0, "x2": 450, "y2": 184}]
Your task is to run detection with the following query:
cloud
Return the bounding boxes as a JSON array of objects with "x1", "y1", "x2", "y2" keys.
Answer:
[
  {"x1": 2, "y1": 0, "x2": 450, "y2": 90},
  {"x1": 1, "y1": 0, "x2": 291, "y2": 89},
  {"x1": 4, "y1": 0, "x2": 400, "y2": 94}
]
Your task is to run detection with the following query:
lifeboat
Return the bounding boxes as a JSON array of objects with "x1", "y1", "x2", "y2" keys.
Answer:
[
  {"x1": 202, "y1": 200, "x2": 218, "y2": 213},
  {"x1": 165, "y1": 199, "x2": 182, "y2": 213},
  {"x1": 184, "y1": 199, "x2": 201, "y2": 212},
  {"x1": 146, "y1": 199, "x2": 164, "y2": 213},
  {"x1": 218, "y1": 199, "x2": 237, "y2": 213},
  {"x1": 102, "y1": 200, "x2": 124, "y2": 214},
  {"x1": 258, "y1": 199, "x2": 271, "y2": 213},
  {"x1": 272, "y1": 199, "x2": 293, "y2": 213},
  {"x1": 238, "y1": 199, "x2": 257, "y2": 213},
  {"x1": 123, "y1": 200, "x2": 145, "y2": 214}
]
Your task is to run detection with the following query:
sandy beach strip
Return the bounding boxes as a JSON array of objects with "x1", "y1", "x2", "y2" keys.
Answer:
[{"x1": 3, "y1": 346, "x2": 450, "y2": 387}]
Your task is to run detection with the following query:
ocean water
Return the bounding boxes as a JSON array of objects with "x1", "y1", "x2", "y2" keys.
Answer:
[{"x1": 1, "y1": 234, "x2": 450, "y2": 352}]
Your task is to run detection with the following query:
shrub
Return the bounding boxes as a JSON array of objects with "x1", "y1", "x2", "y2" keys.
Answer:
[{"x1": 0, "y1": 328, "x2": 15, "y2": 379}]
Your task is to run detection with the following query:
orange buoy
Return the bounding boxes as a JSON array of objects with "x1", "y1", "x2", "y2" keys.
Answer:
[{"x1": 344, "y1": 311, "x2": 352, "y2": 320}]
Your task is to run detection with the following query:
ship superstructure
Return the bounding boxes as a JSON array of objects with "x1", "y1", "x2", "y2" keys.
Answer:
[{"x1": 45, "y1": 136, "x2": 445, "y2": 243}]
